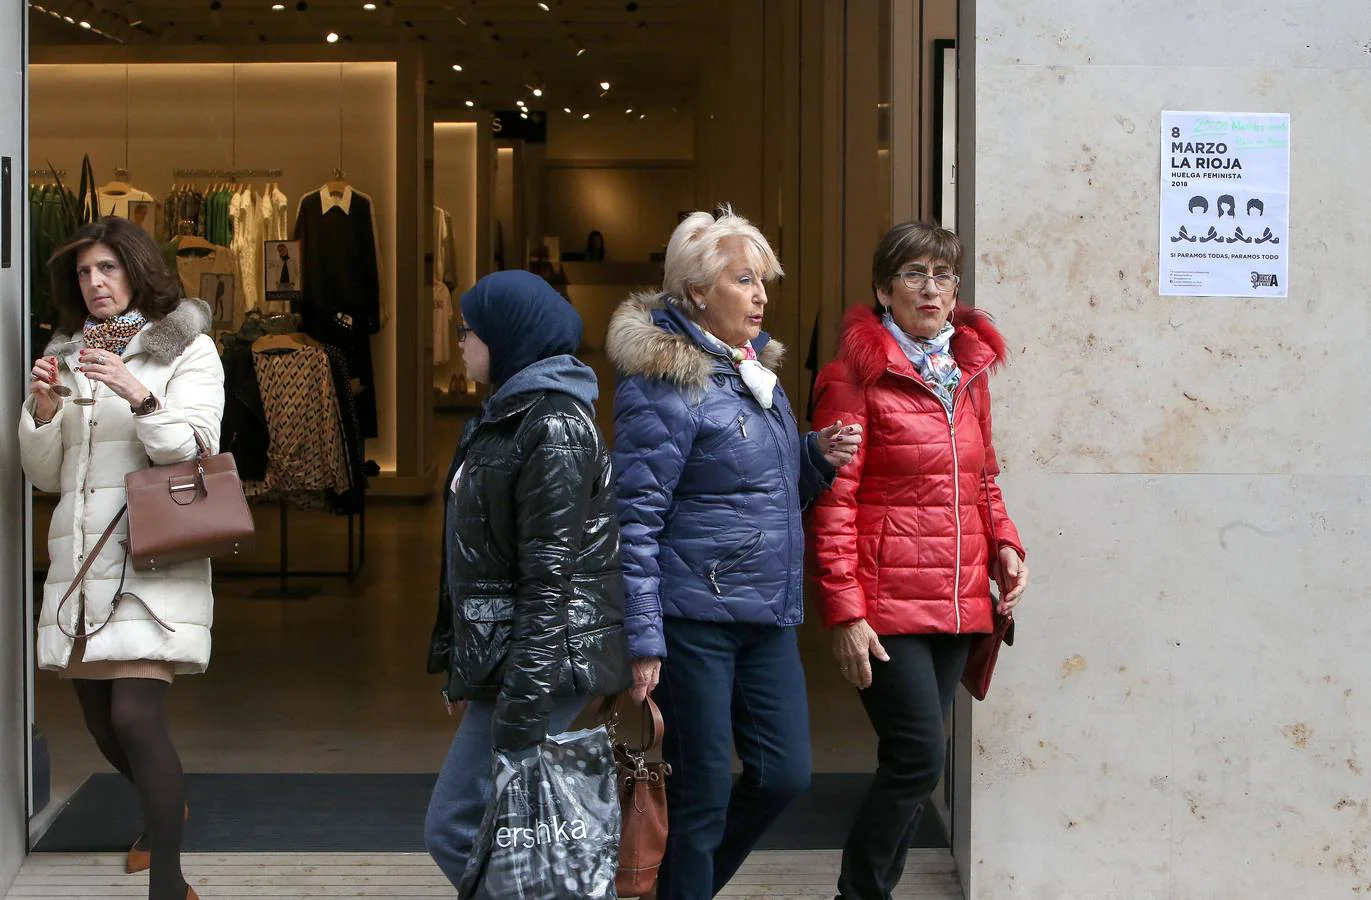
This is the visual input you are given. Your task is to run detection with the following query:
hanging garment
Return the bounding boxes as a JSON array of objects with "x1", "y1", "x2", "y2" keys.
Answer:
[
  {"x1": 98, "y1": 185, "x2": 154, "y2": 220},
  {"x1": 433, "y1": 281, "x2": 453, "y2": 366},
  {"x1": 291, "y1": 185, "x2": 382, "y2": 437},
  {"x1": 250, "y1": 345, "x2": 351, "y2": 498},
  {"x1": 434, "y1": 206, "x2": 459, "y2": 292},
  {"x1": 174, "y1": 243, "x2": 240, "y2": 327},
  {"x1": 263, "y1": 185, "x2": 290, "y2": 241},
  {"x1": 230, "y1": 187, "x2": 264, "y2": 317}
]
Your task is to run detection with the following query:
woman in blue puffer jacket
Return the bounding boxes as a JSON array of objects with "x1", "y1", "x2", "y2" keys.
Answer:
[{"x1": 607, "y1": 206, "x2": 863, "y2": 900}]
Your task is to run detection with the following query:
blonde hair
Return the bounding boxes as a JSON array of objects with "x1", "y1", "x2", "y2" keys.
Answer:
[{"x1": 662, "y1": 205, "x2": 783, "y2": 308}]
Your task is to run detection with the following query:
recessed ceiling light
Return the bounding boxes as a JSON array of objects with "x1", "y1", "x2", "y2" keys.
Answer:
[
  {"x1": 625, "y1": 108, "x2": 633, "y2": 114},
  {"x1": 576, "y1": 47, "x2": 587, "y2": 56},
  {"x1": 363, "y1": 2, "x2": 376, "y2": 8},
  {"x1": 79, "y1": 20, "x2": 91, "y2": 28},
  {"x1": 582, "y1": 113, "x2": 591, "y2": 120},
  {"x1": 325, "y1": 31, "x2": 339, "y2": 42},
  {"x1": 271, "y1": 2, "x2": 284, "y2": 8},
  {"x1": 465, "y1": 100, "x2": 475, "y2": 107},
  {"x1": 638, "y1": 114, "x2": 646, "y2": 120},
  {"x1": 451, "y1": 63, "x2": 462, "y2": 71},
  {"x1": 63, "y1": 15, "x2": 74, "y2": 22},
  {"x1": 563, "y1": 107, "x2": 571, "y2": 114},
  {"x1": 520, "y1": 112, "x2": 529, "y2": 119},
  {"x1": 537, "y1": 1, "x2": 550, "y2": 9},
  {"x1": 532, "y1": 88, "x2": 543, "y2": 97},
  {"x1": 516, "y1": 100, "x2": 526, "y2": 107},
  {"x1": 599, "y1": 81, "x2": 611, "y2": 91}
]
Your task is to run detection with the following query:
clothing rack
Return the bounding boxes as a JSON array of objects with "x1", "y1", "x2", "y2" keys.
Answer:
[
  {"x1": 218, "y1": 498, "x2": 366, "y2": 600},
  {"x1": 29, "y1": 168, "x2": 66, "y2": 178},
  {"x1": 172, "y1": 168, "x2": 284, "y2": 180}
]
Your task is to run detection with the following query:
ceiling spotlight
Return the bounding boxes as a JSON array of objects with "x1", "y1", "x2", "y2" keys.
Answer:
[
  {"x1": 639, "y1": 114, "x2": 646, "y2": 120},
  {"x1": 582, "y1": 113, "x2": 591, "y2": 120},
  {"x1": 363, "y1": 1, "x2": 376, "y2": 8},
  {"x1": 516, "y1": 100, "x2": 526, "y2": 107},
  {"x1": 79, "y1": 20, "x2": 92, "y2": 28},
  {"x1": 63, "y1": 15, "x2": 74, "y2": 22},
  {"x1": 625, "y1": 108, "x2": 633, "y2": 114},
  {"x1": 532, "y1": 88, "x2": 543, "y2": 97},
  {"x1": 599, "y1": 81, "x2": 611, "y2": 91},
  {"x1": 537, "y1": 1, "x2": 550, "y2": 9},
  {"x1": 271, "y1": 2, "x2": 284, "y2": 8},
  {"x1": 451, "y1": 63, "x2": 462, "y2": 71},
  {"x1": 326, "y1": 31, "x2": 339, "y2": 42},
  {"x1": 563, "y1": 107, "x2": 571, "y2": 114},
  {"x1": 576, "y1": 47, "x2": 587, "y2": 57},
  {"x1": 465, "y1": 99, "x2": 475, "y2": 108},
  {"x1": 520, "y1": 112, "x2": 529, "y2": 120}
]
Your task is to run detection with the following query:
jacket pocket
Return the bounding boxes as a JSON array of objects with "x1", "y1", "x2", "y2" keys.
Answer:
[
  {"x1": 697, "y1": 413, "x2": 750, "y2": 455},
  {"x1": 705, "y1": 531, "x2": 765, "y2": 595},
  {"x1": 461, "y1": 595, "x2": 514, "y2": 623}
]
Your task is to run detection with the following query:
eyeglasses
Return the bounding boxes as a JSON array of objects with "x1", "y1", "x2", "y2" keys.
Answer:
[
  {"x1": 456, "y1": 324, "x2": 471, "y2": 343},
  {"x1": 899, "y1": 271, "x2": 960, "y2": 292}
]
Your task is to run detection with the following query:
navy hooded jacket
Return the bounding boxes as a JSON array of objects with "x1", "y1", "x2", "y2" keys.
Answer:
[{"x1": 606, "y1": 293, "x2": 835, "y2": 659}]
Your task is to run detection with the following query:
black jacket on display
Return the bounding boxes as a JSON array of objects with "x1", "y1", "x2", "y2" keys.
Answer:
[{"x1": 427, "y1": 382, "x2": 631, "y2": 752}]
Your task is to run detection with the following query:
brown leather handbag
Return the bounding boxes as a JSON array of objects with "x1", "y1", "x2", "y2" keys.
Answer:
[
  {"x1": 54, "y1": 430, "x2": 253, "y2": 638},
  {"x1": 123, "y1": 429, "x2": 255, "y2": 571},
  {"x1": 597, "y1": 694, "x2": 671, "y2": 899}
]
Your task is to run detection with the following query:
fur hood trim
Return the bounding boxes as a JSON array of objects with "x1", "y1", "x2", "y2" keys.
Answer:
[
  {"x1": 45, "y1": 299, "x2": 212, "y2": 365},
  {"x1": 837, "y1": 304, "x2": 1008, "y2": 387},
  {"x1": 607, "y1": 292, "x2": 785, "y2": 392}
]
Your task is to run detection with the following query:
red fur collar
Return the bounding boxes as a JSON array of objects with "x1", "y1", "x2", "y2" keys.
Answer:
[{"x1": 836, "y1": 305, "x2": 1008, "y2": 386}]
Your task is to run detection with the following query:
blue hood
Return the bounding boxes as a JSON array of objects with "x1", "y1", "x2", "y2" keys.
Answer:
[{"x1": 486, "y1": 354, "x2": 599, "y2": 418}]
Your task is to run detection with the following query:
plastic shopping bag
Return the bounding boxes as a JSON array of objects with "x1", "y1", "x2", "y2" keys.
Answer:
[{"x1": 460, "y1": 726, "x2": 621, "y2": 900}]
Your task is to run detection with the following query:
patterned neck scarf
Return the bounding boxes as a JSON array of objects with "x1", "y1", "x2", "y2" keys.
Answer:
[
  {"x1": 700, "y1": 329, "x2": 777, "y2": 410},
  {"x1": 883, "y1": 314, "x2": 960, "y2": 414},
  {"x1": 83, "y1": 310, "x2": 147, "y2": 356}
]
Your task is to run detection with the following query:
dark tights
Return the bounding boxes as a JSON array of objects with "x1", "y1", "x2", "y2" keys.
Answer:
[{"x1": 73, "y1": 679, "x2": 186, "y2": 900}]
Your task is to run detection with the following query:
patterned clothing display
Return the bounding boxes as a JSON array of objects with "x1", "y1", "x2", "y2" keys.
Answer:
[{"x1": 248, "y1": 346, "x2": 351, "y2": 498}]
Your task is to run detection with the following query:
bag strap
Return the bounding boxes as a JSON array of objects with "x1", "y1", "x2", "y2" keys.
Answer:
[
  {"x1": 54, "y1": 505, "x2": 177, "y2": 641},
  {"x1": 595, "y1": 693, "x2": 664, "y2": 753}
]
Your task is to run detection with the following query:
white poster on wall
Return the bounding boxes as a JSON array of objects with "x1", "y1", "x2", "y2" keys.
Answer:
[{"x1": 1159, "y1": 111, "x2": 1290, "y2": 297}]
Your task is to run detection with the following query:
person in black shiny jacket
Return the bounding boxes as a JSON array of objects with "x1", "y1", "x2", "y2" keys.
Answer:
[{"x1": 423, "y1": 270, "x2": 631, "y2": 889}]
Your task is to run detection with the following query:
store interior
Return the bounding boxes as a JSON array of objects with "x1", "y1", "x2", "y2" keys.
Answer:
[{"x1": 22, "y1": 0, "x2": 959, "y2": 851}]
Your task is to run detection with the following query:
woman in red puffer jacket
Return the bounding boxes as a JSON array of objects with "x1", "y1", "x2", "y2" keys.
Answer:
[{"x1": 807, "y1": 222, "x2": 1029, "y2": 900}]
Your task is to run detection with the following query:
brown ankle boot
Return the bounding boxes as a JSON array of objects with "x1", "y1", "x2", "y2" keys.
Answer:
[{"x1": 125, "y1": 803, "x2": 189, "y2": 874}]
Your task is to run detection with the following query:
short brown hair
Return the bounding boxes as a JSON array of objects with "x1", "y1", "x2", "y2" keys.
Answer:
[
  {"x1": 871, "y1": 222, "x2": 963, "y2": 302},
  {"x1": 48, "y1": 217, "x2": 184, "y2": 334}
]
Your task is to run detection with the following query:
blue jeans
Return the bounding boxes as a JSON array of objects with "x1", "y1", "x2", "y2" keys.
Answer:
[
  {"x1": 654, "y1": 618, "x2": 812, "y2": 900},
  {"x1": 423, "y1": 696, "x2": 587, "y2": 889}
]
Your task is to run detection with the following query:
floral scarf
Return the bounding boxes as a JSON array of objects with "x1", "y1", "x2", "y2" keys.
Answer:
[
  {"x1": 82, "y1": 310, "x2": 147, "y2": 356},
  {"x1": 701, "y1": 329, "x2": 777, "y2": 409},
  {"x1": 883, "y1": 314, "x2": 960, "y2": 415}
]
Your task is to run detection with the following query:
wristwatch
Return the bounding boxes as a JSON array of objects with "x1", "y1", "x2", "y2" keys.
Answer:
[{"x1": 131, "y1": 393, "x2": 159, "y2": 416}]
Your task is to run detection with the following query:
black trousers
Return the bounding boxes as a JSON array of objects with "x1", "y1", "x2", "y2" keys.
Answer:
[{"x1": 837, "y1": 633, "x2": 971, "y2": 900}]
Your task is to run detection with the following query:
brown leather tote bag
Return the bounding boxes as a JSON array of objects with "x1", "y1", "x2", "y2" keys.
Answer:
[{"x1": 597, "y1": 694, "x2": 671, "y2": 898}]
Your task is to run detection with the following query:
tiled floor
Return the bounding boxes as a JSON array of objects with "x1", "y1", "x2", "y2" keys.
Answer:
[
  {"x1": 30, "y1": 387, "x2": 882, "y2": 835},
  {"x1": 6, "y1": 850, "x2": 962, "y2": 899}
]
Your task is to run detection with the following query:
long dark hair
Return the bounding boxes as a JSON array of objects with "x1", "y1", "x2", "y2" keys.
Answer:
[{"x1": 48, "y1": 217, "x2": 184, "y2": 334}]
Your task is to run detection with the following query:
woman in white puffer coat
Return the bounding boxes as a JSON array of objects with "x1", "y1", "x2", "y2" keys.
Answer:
[{"x1": 19, "y1": 217, "x2": 222, "y2": 900}]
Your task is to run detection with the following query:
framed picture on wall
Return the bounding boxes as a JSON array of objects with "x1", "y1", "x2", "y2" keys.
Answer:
[
  {"x1": 199, "y1": 272, "x2": 237, "y2": 331},
  {"x1": 263, "y1": 240, "x2": 303, "y2": 306},
  {"x1": 126, "y1": 200, "x2": 156, "y2": 238},
  {"x1": 930, "y1": 40, "x2": 958, "y2": 231}
]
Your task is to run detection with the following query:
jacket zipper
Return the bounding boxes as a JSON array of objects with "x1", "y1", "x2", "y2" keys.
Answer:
[
  {"x1": 889, "y1": 365, "x2": 989, "y2": 635},
  {"x1": 707, "y1": 531, "x2": 765, "y2": 594}
]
